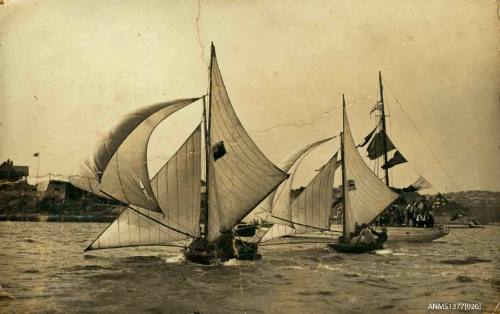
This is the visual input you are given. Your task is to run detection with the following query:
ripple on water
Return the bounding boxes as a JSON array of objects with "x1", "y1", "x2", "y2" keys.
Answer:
[
  {"x1": 456, "y1": 275, "x2": 474, "y2": 283},
  {"x1": 440, "y1": 256, "x2": 492, "y2": 265},
  {"x1": 22, "y1": 269, "x2": 40, "y2": 274},
  {"x1": 62, "y1": 265, "x2": 114, "y2": 272}
]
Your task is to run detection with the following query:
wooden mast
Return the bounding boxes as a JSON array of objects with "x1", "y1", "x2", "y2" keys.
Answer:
[
  {"x1": 379, "y1": 71, "x2": 390, "y2": 187},
  {"x1": 341, "y1": 94, "x2": 347, "y2": 239},
  {"x1": 203, "y1": 42, "x2": 215, "y2": 247}
]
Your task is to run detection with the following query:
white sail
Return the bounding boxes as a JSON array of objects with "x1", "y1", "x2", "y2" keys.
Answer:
[
  {"x1": 73, "y1": 98, "x2": 199, "y2": 211},
  {"x1": 291, "y1": 153, "x2": 338, "y2": 233},
  {"x1": 343, "y1": 105, "x2": 398, "y2": 236},
  {"x1": 260, "y1": 224, "x2": 296, "y2": 243},
  {"x1": 85, "y1": 207, "x2": 191, "y2": 251},
  {"x1": 206, "y1": 46, "x2": 288, "y2": 242},
  {"x1": 244, "y1": 137, "x2": 334, "y2": 223},
  {"x1": 69, "y1": 175, "x2": 110, "y2": 199},
  {"x1": 150, "y1": 124, "x2": 202, "y2": 237}
]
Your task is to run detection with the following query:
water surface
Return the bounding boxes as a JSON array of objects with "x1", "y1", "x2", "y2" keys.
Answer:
[{"x1": 0, "y1": 222, "x2": 498, "y2": 313}]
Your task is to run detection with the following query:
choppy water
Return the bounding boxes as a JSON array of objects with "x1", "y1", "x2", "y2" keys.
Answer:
[{"x1": 0, "y1": 222, "x2": 498, "y2": 313}]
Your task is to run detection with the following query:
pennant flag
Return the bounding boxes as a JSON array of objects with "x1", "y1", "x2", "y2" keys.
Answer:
[
  {"x1": 357, "y1": 125, "x2": 378, "y2": 148},
  {"x1": 33, "y1": 152, "x2": 39, "y2": 157},
  {"x1": 381, "y1": 150, "x2": 407, "y2": 169},
  {"x1": 410, "y1": 175, "x2": 432, "y2": 191},
  {"x1": 369, "y1": 101, "x2": 382, "y2": 115},
  {"x1": 366, "y1": 130, "x2": 395, "y2": 160}
]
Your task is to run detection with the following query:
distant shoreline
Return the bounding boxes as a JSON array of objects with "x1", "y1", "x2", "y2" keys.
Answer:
[{"x1": 0, "y1": 214, "x2": 116, "y2": 223}]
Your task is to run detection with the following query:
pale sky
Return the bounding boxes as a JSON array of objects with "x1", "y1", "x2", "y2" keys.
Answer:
[{"x1": 0, "y1": 0, "x2": 498, "y2": 192}]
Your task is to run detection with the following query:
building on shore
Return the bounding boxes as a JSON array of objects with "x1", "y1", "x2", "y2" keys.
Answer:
[{"x1": 0, "y1": 160, "x2": 29, "y2": 182}]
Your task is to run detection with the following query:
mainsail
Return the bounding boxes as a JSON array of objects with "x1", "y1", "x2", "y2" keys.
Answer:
[
  {"x1": 261, "y1": 141, "x2": 337, "y2": 243},
  {"x1": 71, "y1": 98, "x2": 199, "y2": 212},
  {"x1": 342, "y1": 98, "x2": 398, "y2": 236},
  {"x1": 205, "y1": 46, "x2": 288, "y2": 242},
  {"x1": 260, "y1": 155, "x2": 338, "y2": 243},
  {"x1": 245, "y1": 137, "x2": 334, "y2": 223},
  {"x1": 291, "y1": 153, "x2": 338, "y2": 233}
]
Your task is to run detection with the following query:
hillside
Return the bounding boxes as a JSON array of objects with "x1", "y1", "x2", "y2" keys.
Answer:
[{"x1": 443, "y1": 191, "x2": 500, "y2": 224}]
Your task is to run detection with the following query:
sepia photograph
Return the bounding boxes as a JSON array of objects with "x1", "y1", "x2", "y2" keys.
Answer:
[{"x1": 0, "y1": 1, "x2": 498, "y2": 313}]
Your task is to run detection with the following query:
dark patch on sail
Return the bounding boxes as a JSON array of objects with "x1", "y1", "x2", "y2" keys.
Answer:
[
  {"x1": 382, "y1": 150, "x2": 407, "y2": 169},
  {"x1": 366, "y1": 130, "x2": 395, "y2": 160},
  {"x1": 347, "y1": 179, "x2": 356, "y2": 191},
  {"x1": 212, "y1": 141, "x2": 226, "y2": 161}
]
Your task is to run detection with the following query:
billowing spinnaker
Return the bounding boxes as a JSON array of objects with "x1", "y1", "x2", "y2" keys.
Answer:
[
  {"x1": 69, "y1": 175, "x2": 110, "y2": 199},
  {"x1": 150, "y1": 124, "x2": 202, "y2": 237},
  {"x1": 249, "y1": 137, "x2": 334, "y2": 223},
  {"x1": 85, "y1": 207, "x2": 191, "y2": 251},
  {"x1": 91, "y1": 98, "x2": 198, "y2": 211},
  {"x1": 291, "y1": 153, "x2": 338, "y2": 233},
  {"x1": 206, "y1": 46, "x2": 288, "y2": 242},
  {"x1": 271, "y1": 142, "x2": 337, "y2": 228},
  {"x1": 343, "y1": 107, "x2": 398, "y2": 236}
]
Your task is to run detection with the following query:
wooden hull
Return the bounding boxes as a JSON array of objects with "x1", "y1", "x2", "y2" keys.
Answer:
[
  {"x1": 183, "y1": 237, "x2": 261, "y2": 265},
  {"x1": 287, "y1": 226, "x2": 449, "y2": 243},
  {"x1": 385, "y1": 226, "x2": 449, "y2": 242},
  {"x1": 445, "y1": 224, "x2": 485, "y2": 229},
  {"x1": 328, "y1": 242, "x2": 383, "y2": 254}
]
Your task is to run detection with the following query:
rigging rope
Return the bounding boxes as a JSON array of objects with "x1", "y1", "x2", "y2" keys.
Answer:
[{"x1": 382, "y1": 79, "x2": 462, "y2": 192}]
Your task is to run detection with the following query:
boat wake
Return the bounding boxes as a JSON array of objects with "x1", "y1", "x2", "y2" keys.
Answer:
[
  {"x1": 374, "y1": 249, "x2": 393, "y2": 255},
  {"x1": 162, "y1": 254, "x2": 185, "y2": 264},
  {"x1": 222, "y1": 259, "x2": 242, "y2": 266}
]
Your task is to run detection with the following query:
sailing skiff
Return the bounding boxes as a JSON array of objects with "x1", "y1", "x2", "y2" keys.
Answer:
[{"x1": 70, "y1": 43, "x2": 288, "y2": 264}]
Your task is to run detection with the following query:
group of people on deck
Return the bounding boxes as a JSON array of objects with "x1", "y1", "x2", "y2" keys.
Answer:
[{"x1": 374, "y1": 200, "x2": 434, "y2": 228}]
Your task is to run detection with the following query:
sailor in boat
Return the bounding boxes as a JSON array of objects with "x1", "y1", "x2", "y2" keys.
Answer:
[{"x1": 349, "y1": 225, "x2": 388, "y2": 247}]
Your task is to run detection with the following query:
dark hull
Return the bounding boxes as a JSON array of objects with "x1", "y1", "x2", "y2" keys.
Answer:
[
  {"x1": 328, "y1": 242, "x2": 383, "y2": 254},
  {"x1": 183, "y1": 247, "x2": 220, "y2": 265},
  {"x1": 184, "y1": 235, "x2": 261, "y2": 265},
  {"x1": 234, "y1": 223, "x2": 258, "y2": 237}
]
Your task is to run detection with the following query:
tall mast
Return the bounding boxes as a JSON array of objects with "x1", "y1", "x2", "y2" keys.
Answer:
[
  {"x1": 203, "y1": 42, "x2": 215, "y2": 247},
  {"x1": 341, "y1": 95, "x2": 347, "y2": 238},
  {"x1": 379, "y1": 71, "x2": 390, "y2": 187}
]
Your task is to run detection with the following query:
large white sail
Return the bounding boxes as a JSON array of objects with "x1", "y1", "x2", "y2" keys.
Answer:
[
  {"x1": 86, "y1": 125, "x2": 203, "y2": 250},
  {"x1": 85, "y1": 207, "x2": 191, "y2": 251},
  {"x1": 291, "y1": 153, "x2": 338, "y2": 233},
  {"x1": 343, "y1": 105, "x2": 398, "y2": 236},
  {"x1": 73, "y1": 98, "x2": 199, "y2": 211},
  {"x1": 68, "y1": 175, "x2": 110, "y2": 199},
  {"x1": 206, "y1": 46, "x2": 288, "y2": 242},
  {"x1": 150, "y1": 124, "x2": 202, "y2": 237},
  {"x1": 244, "y1": 137, "x2": 334, "y2": 223}
]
